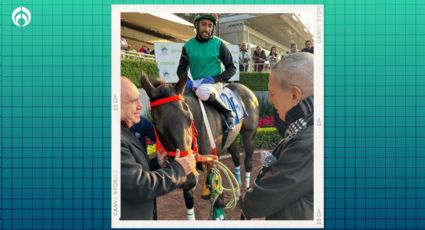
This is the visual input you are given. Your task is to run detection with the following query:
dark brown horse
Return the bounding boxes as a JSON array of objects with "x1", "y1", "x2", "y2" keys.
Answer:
[{"x1": 140, "y1": 73, "x2": 259, "y2": 219}]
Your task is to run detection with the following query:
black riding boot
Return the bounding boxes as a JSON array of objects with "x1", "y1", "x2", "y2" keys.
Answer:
[{"x1": 207, "y1": 94, "x2": 235, "y2": 130}]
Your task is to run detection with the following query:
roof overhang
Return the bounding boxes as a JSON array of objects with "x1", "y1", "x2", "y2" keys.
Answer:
[
  {"x1": 244, "y1": 14, "x2": 313, "y2": 44},
  {"x1": 121, "y1": 13, "x2": 195, "y2": 42}
]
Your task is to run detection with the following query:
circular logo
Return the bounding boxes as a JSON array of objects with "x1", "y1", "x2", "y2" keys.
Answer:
[{"x1": 12, "y1": 6, "x2": 31, "y2": 27}]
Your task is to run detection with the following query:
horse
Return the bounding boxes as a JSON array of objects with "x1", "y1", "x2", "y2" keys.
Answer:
[{"x1": 140, "y1": 73, "x2": 259, "y2": 219}]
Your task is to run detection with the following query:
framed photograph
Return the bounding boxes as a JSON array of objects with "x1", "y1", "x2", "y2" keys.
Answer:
[{"x1": 112, "y1": 4, "x2": 324, "y2": 228}]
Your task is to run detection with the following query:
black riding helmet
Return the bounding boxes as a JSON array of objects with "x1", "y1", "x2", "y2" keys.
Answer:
[
  {"x1": 193, "y1": 13, "x2": 218, "y2": 25},
  {"x1": 193, "y1": 13, "x2": 219, "y2": 41}
]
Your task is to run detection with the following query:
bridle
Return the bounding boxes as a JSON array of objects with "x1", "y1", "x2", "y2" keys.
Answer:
[
  {"x1": 150, "y1": 94, "x2": 240, "y2": 216},
  {"x1": 150, "y1": 95, "x2": 217, "y2": 162}
]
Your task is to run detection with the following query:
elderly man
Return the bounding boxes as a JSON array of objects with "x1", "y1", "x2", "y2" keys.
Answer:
[
  {"x1": 120, "y1": 77, "x2": 196, "y2": 220},
  {"x1": 240, "y1": 52, "x2": 314, "y2": 220}
]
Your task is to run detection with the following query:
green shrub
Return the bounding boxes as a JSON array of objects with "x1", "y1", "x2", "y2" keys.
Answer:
[
  {"x1": 254, "y1": 127, "x2": 281, "y2": 149},
  {"x1": 239, "y1": 72, "x2": 269, "y2": 91},
  {"x1": 258, "y1": 95, "x2": 274, "y2": 118},
  {"x1": 234, "y1": 127, "x2": 281, "y2": 151},
  {"x1": 121, "y1": 59, "x2": 159, "y2": 87}
]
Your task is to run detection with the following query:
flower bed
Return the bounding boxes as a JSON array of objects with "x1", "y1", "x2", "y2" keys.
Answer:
[{"x1": 258, "y1": 115, "x2": 275, "y2": 128}]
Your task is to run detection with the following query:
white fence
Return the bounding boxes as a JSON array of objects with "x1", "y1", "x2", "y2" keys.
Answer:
[{"x1": 121, "y1": 50, "x2": 155, "y2": 62}]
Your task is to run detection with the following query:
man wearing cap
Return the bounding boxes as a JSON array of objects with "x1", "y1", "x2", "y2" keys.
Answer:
[{"x1": 177, "y1": 13, "x2": 237, "y2": 130}]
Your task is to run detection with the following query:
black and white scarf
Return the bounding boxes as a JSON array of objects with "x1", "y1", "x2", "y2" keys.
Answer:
[{"x1": 284, "y1": 96, "x2": 314, "y2": 140}]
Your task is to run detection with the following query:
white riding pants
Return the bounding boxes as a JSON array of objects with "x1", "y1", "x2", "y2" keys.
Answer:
[{"x1": 192, "y1": 79, "x2": 222, "y2": 101}]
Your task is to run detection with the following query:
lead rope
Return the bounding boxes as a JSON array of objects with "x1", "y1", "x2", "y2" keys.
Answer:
[
  {"x1": 198, "y1": 98, "x2": 239, "y2": 220},
  {"x1": 206, "y1": 160, "x2": 240, "y2": 220}
]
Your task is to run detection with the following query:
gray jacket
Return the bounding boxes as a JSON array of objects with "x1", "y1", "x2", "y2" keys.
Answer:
[
  {"x1": 240, "y1": 123, "x2": 313, "y2": 220},
  {"x1": 121, "y1": 126, "x2": 187, "y2": 220}
]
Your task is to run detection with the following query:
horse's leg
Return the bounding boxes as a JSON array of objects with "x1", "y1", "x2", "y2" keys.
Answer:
[
  {"x1": 182, "y1": 173, "x2": 197, "y2": 220},
  {"x1": 227, "y1": 141, "x2": 241, "y2": 184},
  {"x1": 241, "y1": 129, "x2": 256, "y2": 188}
]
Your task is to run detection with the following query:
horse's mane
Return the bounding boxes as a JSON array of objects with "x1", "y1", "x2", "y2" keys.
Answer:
[
  {"x1": 152, "y1": 79, "x2": 166, "y2": 88},
  {"x1": 183, "y1": 87, "x2": 195, "y2": 97}
]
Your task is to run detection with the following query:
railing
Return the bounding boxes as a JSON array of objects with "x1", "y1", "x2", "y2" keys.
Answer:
[
  {"x1": 240, "y1": 62, "x2": 277, "y2": 73},
  {"x1": 121, "y1": 50, "x2": 155, "y2": 61}
]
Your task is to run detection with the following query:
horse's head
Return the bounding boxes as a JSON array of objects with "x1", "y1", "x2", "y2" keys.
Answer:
[{"x1": 140, "y1": 72, "x2": 195, "y2": 155}]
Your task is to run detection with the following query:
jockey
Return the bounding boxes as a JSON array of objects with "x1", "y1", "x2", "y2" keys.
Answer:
[{"x1": 177, "y1": 13, "x2": 237, "y2": 130}]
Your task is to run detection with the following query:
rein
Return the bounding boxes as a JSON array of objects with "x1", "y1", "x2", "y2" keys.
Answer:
[{"x1": 150, "y1": 95, "x2": 217, "y2": 162}]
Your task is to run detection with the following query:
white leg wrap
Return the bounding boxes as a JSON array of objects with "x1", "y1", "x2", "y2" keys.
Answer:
[
  {"x1": 234, "y1": 166, "x2": 241, "y2": 184},
  {"x1": 245, "y1": 172, "x2": 251, "y2": 188},
  {"x1": 186, "y1": 208, "x2": 195, "y2": 220}
]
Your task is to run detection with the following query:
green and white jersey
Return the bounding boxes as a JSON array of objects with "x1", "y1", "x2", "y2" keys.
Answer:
[{"x1": 183, "y1": 37, "x2": 224, "y2": 80}]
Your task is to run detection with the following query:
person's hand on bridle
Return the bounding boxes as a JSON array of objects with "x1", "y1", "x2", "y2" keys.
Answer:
[{"x1": 174, "y1": 149, "x2": 197, "y2": 176}]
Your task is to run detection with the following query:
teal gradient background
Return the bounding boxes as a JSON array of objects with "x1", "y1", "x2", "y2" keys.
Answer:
[{"x1": 1, "y1": 0, "x2": 425, "y2": 229}]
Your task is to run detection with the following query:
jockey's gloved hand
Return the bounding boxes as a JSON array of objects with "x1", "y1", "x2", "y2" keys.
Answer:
[
  {"x1": 186, "y1": 78, "x2": 194, "y2": 90},
  {"x1": 201, "y1": 77, "x2": 215, "y2": 84}
]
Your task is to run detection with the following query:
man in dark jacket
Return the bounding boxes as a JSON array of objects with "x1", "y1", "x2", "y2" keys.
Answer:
[
  {"x1": 240, "y1": 52, "x2": 314, "y2": 220},
  {"x1": 301, "y1": 40, "x2": 314, "y2": 54},
  {"x1": 120, "y1": 77, "x2": 196, "y2": 220},
  {"x1": 252, "y1": 45, "x2": 267, "y2": 72}
]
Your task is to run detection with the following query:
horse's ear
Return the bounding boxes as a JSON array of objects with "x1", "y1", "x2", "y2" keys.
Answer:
[
  {"x1": 175, "y1": 71, "x2": 188, "y2": 95},
  {"x1": 140, "y1": 71, "x2": 155, "y2": 98}
]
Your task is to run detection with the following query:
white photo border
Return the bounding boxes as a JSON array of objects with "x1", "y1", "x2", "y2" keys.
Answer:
[{"x1": 111, "y1": 4, "x2": 324, "y2": 228}]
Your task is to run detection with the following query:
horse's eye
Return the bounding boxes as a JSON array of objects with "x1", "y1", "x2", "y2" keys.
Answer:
[{"x1": 182, "y1": 103, "x2": 190, "y2": 112}]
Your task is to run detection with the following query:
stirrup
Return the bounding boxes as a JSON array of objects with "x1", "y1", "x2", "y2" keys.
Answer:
[
  {"x1": 224, "y1": 119, "x2": 235, "y2": 132},
  {"x1": 224, "y1": 111, "x2": 236, "y2": 131}
]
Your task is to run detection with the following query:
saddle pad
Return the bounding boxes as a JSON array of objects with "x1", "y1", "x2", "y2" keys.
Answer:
[{"x1": 220, "y1": 87, "x2": 248, "y2": 125}]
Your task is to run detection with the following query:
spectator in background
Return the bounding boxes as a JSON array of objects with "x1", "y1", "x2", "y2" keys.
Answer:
[
  {"x1": 239, "y1": 42, "x2": 251, "y2": 72},
  {"x1": 139, "y1": 46, "x2": 146, "y2": 53},
  {"x1": 252, "y1": 45, "x2": 267, "y2": 72},
  {"x1": 282, "y1": 43, "x2": 299, "y2": 59},
  {"x1": 301, "y1": 40, "x2": 314, "y2": 54},
  {"x1": 268, "y1": 46, "x2": 279, "y2": 68},
  {"x1": 131, "y1": 116, "x2": 156, "y2": 152}
]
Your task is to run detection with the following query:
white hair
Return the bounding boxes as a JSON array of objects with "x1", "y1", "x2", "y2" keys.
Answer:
[{"x1": 271, "y1": 52, "x2": 314, "y2": 96}]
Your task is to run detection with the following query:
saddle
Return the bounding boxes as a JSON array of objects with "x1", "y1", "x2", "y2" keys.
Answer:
[{"x1": 219, "y1": 87, "x2": 248, "y2": 127}]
